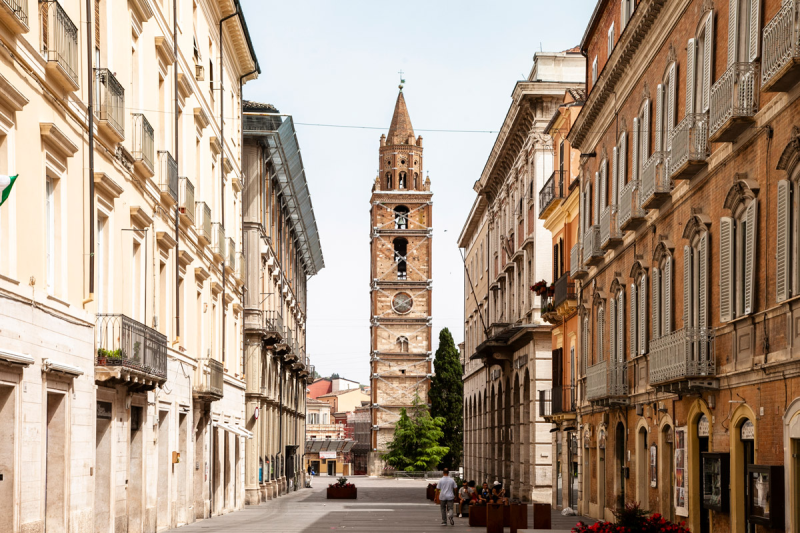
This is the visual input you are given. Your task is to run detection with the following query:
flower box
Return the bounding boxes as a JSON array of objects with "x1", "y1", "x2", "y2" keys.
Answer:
[{"x1": 326, "y1": 485, "x2": 357, "y2": 499}]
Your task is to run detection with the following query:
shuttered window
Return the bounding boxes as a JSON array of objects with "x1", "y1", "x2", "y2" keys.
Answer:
[
  {"x1": 655, "y1": 83, "x2": 664, "y2": 152},
  {"x1": 612, "y1": 147, "x2": 619, "y2": 207},
  {"x1": 582, "y1": 317, "x2": 589, "y2": 375},
  {"x1": 720, "y1": 217, "x2": 734, "y2": 321},
  {"x1": 777, "y1": 180, "x2": 791, "y2": 302},
  {"x1": 593, "y1": 173, "x2": 600, "y2": 225},
  {"x1": 666, "y1": 63, "x2": 677, "y2": 150},
  {"x1": 630, "y1": 282, "x2": 637, "y2": 359},
  {"x1": 617, "y1": 290, "x2": 625, "y2": 363},
  {"x1": 597, "y1": 306, "x2": 605, "y2": 363},
  {"x1": 632, "y1": 118, "x2": 640, "y2": 182},
  {"x1": 663, "y1": 255, "x2": 673, "y2": 334},
  {"x1": 618, "y1": 132, "x2": 627, "y2": 191},
  {"x1": 652, "y1": 267, "x2": 660, "y2": 339},
  {"x1": 638, "y1": 274, "x2": 647, "y2": 354},
  {"x1": 728, "y1": 0, "x2": 762, "y2": 65},
  {"x1": 686, "y1": 38, "x2": 697, "y2": 114},
  {"x1": 701, "y1": 14, "x2": 714, "y2": 113},
  {"x1": 720, "y1": 198, "x2": 758, "y2": 320},
  {"x1": 640, "y1": 99, "x2": 650, "y2": 163},
  {"x1": 609, "y1": 299, "x2": 616, "y2": 363}
]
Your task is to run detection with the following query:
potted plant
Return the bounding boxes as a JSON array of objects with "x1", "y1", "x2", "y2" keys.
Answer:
[
  {"x1": 97, "y1": 348, "x2": 123, "y2": 366},
  {"x1": 326, "y1": 476, "x2": 357, "y2": 499}
]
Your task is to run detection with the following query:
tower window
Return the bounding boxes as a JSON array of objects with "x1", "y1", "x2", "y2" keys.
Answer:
[
  {"x1": 394, "y1": 206, "x2": 409, "y2": 229},
  {"x1": 394, "y1": 238, "x2": 408, "y2": 280},
  {"x1": 397, "y1": 336, "x2": 409, "y2": 352},
  {"x1": 385, "y1": 172, "x2": 393, "y2": 189},
  {"x1": 414, "y1": 172, "x2": 419, "y2": 189},
  {"x1": 398, "y1": 172, "x2": 407, "y2": 189}
]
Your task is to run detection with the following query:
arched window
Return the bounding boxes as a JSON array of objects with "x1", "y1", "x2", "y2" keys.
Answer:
[
  {"x1": 721, "y1": 179, "x2": 759, "y2": 320},
  {"x1": 651, "y1": 243, "x2": 674, "y2": 340},
  {"x1": 385, "y1": 172, "x2": 393, "y2": 190},
  {"x1": 777, "y1": 137, "x2": 800, "y2": 302},
  {"x1": 398, "y1": 171, "x2": 407, "y2": 189},
  {"x1": 656, "y1": 59, "x2": 677, "y2": 152},
  {"x1": 633, "y1": 97, "x2": 650, "y2": 182},
  {"x1": 595, "y1": 301, "x2": 605, "y2": 364},
  {"x1": 397, "y1": 336, "x2": 409, "y2": 353},
  {"x1": 687, "y1": 10, "x2": 714, "y2": 116},
  {"x1": 629, "y1": 264, "x2": 648, "y2": 357},
  {"x1": 683, "y1": 215, "x2": 712, "y2": 368},
  {"x1": 394, "y1": 205, "x2": 409, "y2": 229},
  {"x1": 413, "y1": 172, "x2": 418, "y2": 189},
  {"x1": 393, "y1": 238, "x2": 408, "y2": 280},
  {"x1": 609, "y1": 282, "x2": 625, "y2": 366}
]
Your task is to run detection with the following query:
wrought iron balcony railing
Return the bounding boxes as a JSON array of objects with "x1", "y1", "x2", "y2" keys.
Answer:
[
  {"x1": 619, "y1": 180, "x2": 646, "y2": 231},
  {"x1": 649, "y1": 328, "x2": 714, "y2": 385},
  {"x1": 670, "y1": 113, "x2": 709, "y2": 180},
  {"x1": 570, "y1": 242, "x2": 588, "y2": 279},
  {"x1": 195, "y1": 202, "x2": 212, "y2": 245},
  {"x1": 710, "y1": 62, "x2": 759, "y2": 142},
  {"x1": 762, "y1": 0, "x2": 800, "y2": 91},
  {"x1": 227, "y1": 237, "x2": 236, "y2": 268},
  {"x1": 541, "y1": 294, "x2": 561, "y2": 325},
  {"x1": 95, "y1": 68, "x2": 125, "y2": 141},
  {"x1": 539, "y1": 170, "x2": 566, "y2": 219},
  {"x1": 586, "y1": 359, "x2": 628, "y2": 401},
  {"x1": 539, "y1": 385, "x2": 577, "y2": 417},
  {"x1": 212, "y1": 223, "x2": 226, "y2": 260},
  {"x1": 553, "y1": 273, "x2": 577, "y2": 315},
  {"x1": 0, "y1": 0, "x2": 29, "y2": 32},
  {"x1": 600, "y1": 205, "x2": 621, "y2": 249},
  {"x1": 179, "y1": 177, "x2": 194, "y2": 225},
  {"x1": 158, "y1": 151, "x2": 178, "y2": 205},
  {"x1": 95, "y1": 314, "x2": 167, "y2": 382},
  {"x1": 641, "y1": 152, "x2": 671, "y2": 209},
  {"x1": 194, "y1": 357, "x2": 224, "y2": 400},
  {"x1": 583, "y1": 225, "x2": 603, "y2": 266},
  {"x1": 41, "y1": 0, "x2": 79, "y2": 90},
  {"x1": 131, "y1": 113, "x2": 155, "y2": 175}
]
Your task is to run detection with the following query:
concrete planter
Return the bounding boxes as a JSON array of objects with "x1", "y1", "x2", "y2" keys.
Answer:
[{"x1": 326, "y1": 486, "x2": 357, "y2": 499}]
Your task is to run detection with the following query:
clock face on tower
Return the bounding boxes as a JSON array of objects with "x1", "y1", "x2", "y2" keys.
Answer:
[{"x1": 392, "y1": 292, "x2": 413, "y2": 314}]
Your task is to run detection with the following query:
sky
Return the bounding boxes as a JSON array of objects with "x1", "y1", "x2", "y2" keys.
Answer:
[{"x1": 239, "y1": 0, "x2": 595, "y2": 384}]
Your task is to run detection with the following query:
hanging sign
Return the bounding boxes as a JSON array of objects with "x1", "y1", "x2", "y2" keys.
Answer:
[
  {"x1": 319, "y1": 451, "x2": 336, "y2": 459},
  {"x1": 674, "y1": 427, "x2": 688, "y2": 517},
  {"x1": 741, "y1": 420, "x2": 755, "y2": 440},
  {"x1": 650, "y1": 444, "x2": 658, "y2": 488},
  {"x1": 254, "y1": 406, "x2": 260, "y2": 420},
  {"x1": 698, "y1": 415, "x2": 710, "y2": 437}
]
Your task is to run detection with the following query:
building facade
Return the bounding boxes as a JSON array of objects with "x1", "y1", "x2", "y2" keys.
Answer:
[
  {"x1": 0, "y1": 0, "x2": 260, "y2": 531},
  {"x1": 304, "y1": 398, "x2": 354, "y2": 477},
  {"x1": 242, "y1": 102, "x2": 323, "y2": 503},
  {"x1": 368, "y1": 89, "x2": 433, "y2": 476},
  {"x1": 460, "y1": 51, "x2": 585, "y2": 503},
  {"x1": 568, "y1": 0, "x2": 800, "y2": 530}
]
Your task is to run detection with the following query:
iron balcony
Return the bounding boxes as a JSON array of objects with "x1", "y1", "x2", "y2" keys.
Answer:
[
  {"x1": 0, "y1": 0, "x2": 29, "y2": 33},
  {"x1": 193, "y1": 358, "x2": 224, "y2": 401},
  {"x1": 586, "y1": 359, "x2": 628, "y2": 404},
  {"x1": 539, "y1": 170, "x2": 566, "y2": 220},
  {"x1": 41, "y1": 0, "x2": 79, "y2": 91},
  {"x1": 539, "y1": 385, "x2": 577, "y2": 419},
  {"x1": 131, "y1": 114, "x2": 155, "y2": 176},
  {"x1": 600, "y1": 205, "x2": 622, "y2": 250},
  {"x1": 762, "y1": 0, "x2": 800, "y2": 92},
  {"x1": 95, "y1": 314, "x2": 168, "y2": 391},
  {"x1": 158, "y1": 151, "x2": 178, "y2": 206},
  {"x1": 649, "y1": 328, "x2": 716, "y2": 390},
  {"x1": 570, "y1": 243, "x2": 588, "y2": 280},
  {"x1": 179, "y1": 177, "x2": 195, "y2": 226},
  {"x1": 553, "y1": 273, "x2": 577, "y2": 317},
  {"x1": 670, "y1": 113, "x2": 710, "y2": 180},
  {"x1": 583, "y1": 225, "x2": 603, "y2": 267},
  {"x1": 619, "y1": 180, "x2": 646, "y2": 231},
  {"x1": 640, "y1": 152, "x2": 671, "y2": 209},
  {"x1": 195, "y1": 202, "x2": 212, "y2": 246},
  {"x1": 212, "y1": 223, "x2": 226, "y2": 262},
  {"x1": 95, "y1": 68, "x2": 125, "y2": 142},
  {"x1": 710, "y1": 62, "x2": 760, "y2": 142}
]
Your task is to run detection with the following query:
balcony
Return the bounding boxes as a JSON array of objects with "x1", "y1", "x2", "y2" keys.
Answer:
[
  {"x1": 41, "y1": 1, "x2": 79, "y2": 91},
  {"x1": 541, "y1": 295, "x2": 562, "y2": 325},
  {"x1": 539, "y1": 170, "x2": 566, "y2": 219},
  {"x1": 212, "y1": 223, "x2": 225, "y2": 262},
  {"x1": 600, "y1": 205, "x2": 622, "y2": 250},
  {"x1": 554, "y1": 273, "x2": 577, "y2": 316},
  {"x1": 538, "y1": 385, "x2": 577, "y2": 419},
  {"x1": 649, "y1": 328, "x2": 716, "y2": 391},
  {"x1": 641, "y1": 152, "x2": 671, "y2": 209},
  {"x1": 583, "y1": 225, "x2": 603, "y2": 266},
  {"x1": 196, "y1": 202, "x2": 212, "y2": 246},
  {"x1": 158, "y1": 151, "x2": 178, "y2": 206},
  {"x1": 235, "y1": 251, "x2": 245, "y2": 285},
  {"x1": 570, "y1": 243, "x2": 588, "y2": 280},
  {"x1": 95, "y1": 314, "x2": 167, "y2": 391},
  {"x1": 95, "y1": 68, "x2": 124, "y2": 142},
  {"x1": 619, "y1": 180, "x2": 646, "y2": 231},
  {"x1": 670, "y1": 113, "x2": 709, "y2": 180},
  {"x1": 178, "y1": 177, "x2": 194, "y2": 226},
  {"x1": 586, "y1": 359, "x2": 628, "y2": 404},
  {"x1": 263, "y1": 310, "x2": 283, "y2": 345},
  {"x1": 193, "y1": 357, "x2": 224, "y2": 401},
  {"x1": 710, "y1": 62, "x2": 760, "y2": 142},
  {"x1": 225, "y1": 237, "x2": 236, "y2": 275},
  {"x1": 0, "y1": 0, "x2": 28, "y2": 33},
  {"x1": 131, "y1": 114, "x2": 155, "y2": 177},
  {"x1": 762, "y1": 0, "x2": 800, "y2": 92}
]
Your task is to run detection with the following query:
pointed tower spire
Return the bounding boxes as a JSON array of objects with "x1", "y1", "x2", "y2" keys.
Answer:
[{"x1": 387, "y1": 91, "x2": 415, "y2": 144}]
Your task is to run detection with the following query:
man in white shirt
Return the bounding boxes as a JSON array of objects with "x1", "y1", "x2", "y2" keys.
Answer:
[{"x1": 437, "y1": 468, "x2": 458, "y2": 526}]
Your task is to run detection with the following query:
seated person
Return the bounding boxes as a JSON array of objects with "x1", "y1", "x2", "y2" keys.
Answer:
[
  {"x1": 478, "y1": 482, "x2": 491, "y2": 503},
  {"x1": 490, "y1": 481, "x2": 508, "y2": 505},
  {"x1": 457, "y1": 480, "x2": 470, "y2": 517}
]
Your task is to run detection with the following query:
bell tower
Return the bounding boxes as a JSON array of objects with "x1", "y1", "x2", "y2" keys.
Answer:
[{"x1": 367, "y1": 90, "x2": 433, "y2": 475}]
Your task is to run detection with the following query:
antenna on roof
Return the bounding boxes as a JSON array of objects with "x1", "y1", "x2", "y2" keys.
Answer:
[{"x1": 398, "y1": 69, "x2": 405, "y2": 91}]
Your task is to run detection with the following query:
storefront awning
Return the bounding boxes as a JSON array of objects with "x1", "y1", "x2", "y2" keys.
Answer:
[{"x1": 305, "y1": 439, "x2": 355, "y2": 454}]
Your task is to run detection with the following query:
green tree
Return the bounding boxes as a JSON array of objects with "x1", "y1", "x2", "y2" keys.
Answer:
[
  {"x1": 429, "y1": 328, "x2": 464, "y2": 469},
  {"x1": 383, "y1": 395, "x2": 449, "y2": 472},
  {"x1": 330, "y1": 373, "x2": 340, "y2": 379}
]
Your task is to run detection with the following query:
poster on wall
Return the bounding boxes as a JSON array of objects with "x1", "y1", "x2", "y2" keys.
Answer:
[
  {"x1": 650, "y1": 444, "x2": 657, "y2": 487},
  {"x1": 674, "y1": 427, "x2": 688, "y2": 517}
]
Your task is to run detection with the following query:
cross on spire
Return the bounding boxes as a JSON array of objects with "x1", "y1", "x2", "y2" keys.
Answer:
[{"x1": 398, "y1": 70, "x2": 405, "y2": 91}]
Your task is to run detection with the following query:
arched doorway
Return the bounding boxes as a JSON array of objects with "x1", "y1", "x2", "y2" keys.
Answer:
[
  {"x1": 598, "y1": 425, "x2": 606, "y2": 519},
  {"x1": 659, "y1": 423, "x2": 674, "y2": 521},
  {"x1": 636, "y1": 425, "x2": 648, "y2": 507},
  {"x1": 615, "y1": 422, "x2": 626, "y2": 508},
  {"x1": 696, "y1": 414, "x2": 711, "y2": 533},
  {"x1": 730, "y1": 406, "x2": 757, "y2": 533}
]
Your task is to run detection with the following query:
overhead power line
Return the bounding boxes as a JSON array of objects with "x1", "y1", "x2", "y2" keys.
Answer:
[{"x1": 293, "y1": 122, "x2": 500, "y2": 134}]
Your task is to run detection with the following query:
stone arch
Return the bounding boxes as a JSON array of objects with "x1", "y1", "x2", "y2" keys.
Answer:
[
  {"x1": 783, "y1": 397, "x2": 800, "y2": 532},
  {"x1": 723, "y1": 177, "x2": 760, "y2": 213},
  {"x1": 634, "y1": 417, "x2": 650, "y2": 507},
  {"x1": 681, "y1": 213, "x2": 712, "y2": 241},
  {"x1": 730, "y1": 402, "x2": 758, "y2": 533}
]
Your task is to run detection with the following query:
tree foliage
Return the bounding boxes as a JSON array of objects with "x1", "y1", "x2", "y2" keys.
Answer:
[
  {"x1": 330, "y1": 373, "x2": 340, "y2": 379},
  {"x1": 428, "y1": 328, "x2": 464, "y2": 469},
  {"x1": 382, "y1": 394, "x2": 449, "y2": 472}
]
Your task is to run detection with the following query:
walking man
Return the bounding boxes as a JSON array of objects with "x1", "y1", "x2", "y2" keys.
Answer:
[{"x1": 437, "y1": 468, "x2": 458, "y2": 526}]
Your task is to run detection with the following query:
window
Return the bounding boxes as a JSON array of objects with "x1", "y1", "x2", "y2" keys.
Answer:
[
  {"x1": 393, "y1": 238, "x2": 408, "y2": 280},
  {"x1": 651, "y1": 245, "x2": 673, "y2": 340},
  {"x1": 592, "y1": 56, "x2": 598, "y2": 85},
  {"x1": 385, "y1": 172, "x2": 393, "y2": 190},
  {"x1": 608, "y1": 23, "x2": 615, "y2": 58},
  {"x1": 413, "y1": 172, "x2": 418, "y2": 189},
  {"x1": 721, "y1": 183, "x2": 758, "y2": 320},
  {"x1": 621, "y1": 0, "x2": 635, "y2": 30},
  {"x1": 655, "y1": 62, "x2": 677, "y2": 152},
  {"x1": 595, "y1": 302, "x2": 606, "y2": 364},
  {"x1": 683, "y1": 220, "x2": 710, "y2": 361},
  {"x1": 45, "y1": 176, "x2": 55, "y2": 294},
  {"x1": 777, "y1": 167, "x2": 800, "y2": 302},
  {"x1": 630, "y1": 268, "x2": 647, "y2": 357},
  {"x1": 728, "y1": 0, "x2": 760, "y2": 65},
  {"x1": 398, "y1": 171, "x2": 407, "y2": 189},
  {"x1": 394, "y1": 205, "x2": 409, "y2": 229},
  {"x1": 613, "y1": 132, "x2": 627, "y2": 202},
  {"x1": 609, "y1": 285, "x2": 625, "y2": 365},
  {"x1": 581, "y1": 315, "x2": 589, "y2": 375},
  {"x1": 397, "y1": 336, "x2": 409, "y2": 352},
  {"x1": 687, "y1": 11, "x2": 714, "y2": 115},
  {"x1": 632, "y1": 99, "x2": 650, "y2": 184},
  {"x1": 97, "y1": 215, "x2": 109, "y2": 313}
]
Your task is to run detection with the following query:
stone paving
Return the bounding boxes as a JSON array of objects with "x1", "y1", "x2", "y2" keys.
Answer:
[{"x1": 166, "y1": 477, "x2": 595, "y2": 533}]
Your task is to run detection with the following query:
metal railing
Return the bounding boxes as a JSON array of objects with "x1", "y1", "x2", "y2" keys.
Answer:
[
  {"x1": 539, "y1": 385, "x2": 577, "y2": 417},
  {"x1": 670, "y1": 113, "x2": 709, "y2": 178},
  {"x1": 212, "y1": 223, "x2": 225, "y2": 258},
  {"x1": 2, "y1": 0, "x2": 29, "y2": 27},
  {"x1": 41, "y1": 1, "x2": 79, "y2": 86},
  {"x1": 264, "y1": 310, "x2": 281, "y2": 334},
  {"x1": 196, "y1": 202, "x2": 212, "y2": 244},
  {"x1": 158, "y1": 151, "x2": 178, "y2": 203},
  {"x1": 600, "y1": 205, "x2": 620, "y2": 247},
  {"x1": 570, "y1": 243, "x2": 587, "y2": 278},
  {"x1": 539, "y1": 170, "x2": 566, "y2": 219},
  {"x1": 619, "y1": 180, "x2": 645, "y2": 228},
  {"x1": 227, "y1": 237, "x2": 236, "y2": 268},
  {"x1": 649, "y1": 327, "x2": 713, "y2": 385},
  {"x1": 131, "y1": 114, "x2": 154, "y2": 173},
  {"x1": 195, "y1": 358, "x2": 223, "y2": 398},
  {"x1": 586, "y1": 359, "x2": 627, "y2": 401},
  {"x1": 95, "y1": 68, "x2": 124, "y2": 139},
  {"x1": 762, "y1": 0, "x2": 798, "y2": 88},
  {"x1": 710, "y1": 61, "x2": 759, "y2": 138},
  {"x1": 583, "y1": 225, "x2": 603, "y2": 264},
  {"x1": 179, "y1": 177, "x2": 195, "y2": 224},
  {"x1": 95, "y1": 314, "x2": 167, "y2": 380},
  {"x1": 641, "y1": 152, "x2": 671, "y2": 206},
  {"x1": 554, "y1": 273, "x2": 576, "y2": 309},
  {"x1": 236, "y1": 251, "x2": 245, "y2": 281}
]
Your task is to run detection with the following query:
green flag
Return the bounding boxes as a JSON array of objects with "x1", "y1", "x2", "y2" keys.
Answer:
[{"x1": 0, "y1": 174, "x2": 18, "y2": 206}]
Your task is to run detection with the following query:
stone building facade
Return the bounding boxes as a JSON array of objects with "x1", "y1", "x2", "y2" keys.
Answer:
[
  {"x1": 242, "y1": 102, "x2": 322, "y2": 503},
  {"x1": 568, "y1": 0, "x2": 800, "y2": 530},
  {"x1": 459, "y1": 51, "x2": 585, "y2": 503},
  {"x1": 368, "y1": 90, "x2": 433, "y2": 475},
  {"x1": 0, "y1": 0, "x2": 259, "y2": 531}
]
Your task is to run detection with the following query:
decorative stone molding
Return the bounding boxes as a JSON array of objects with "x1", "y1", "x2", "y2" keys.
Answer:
[{"x1": 40, "y1": 123, "x2": 78, "y2": 158}]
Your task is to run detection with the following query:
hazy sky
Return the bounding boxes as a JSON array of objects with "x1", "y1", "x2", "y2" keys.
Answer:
[{"x1": 240, "y1": 0, "x2": 594, "y2": 383}]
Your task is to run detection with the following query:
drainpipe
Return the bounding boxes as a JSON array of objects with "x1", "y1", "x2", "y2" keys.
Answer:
[
  {"x1": 85, "y1": 0, "x2": 95, "y2": 304},
  {"x1": 278, "y1": 361, "x2": 284, "y2": 482},
  {"x1": 173, "y1": 0, "x2": 180, "y2": 343}
]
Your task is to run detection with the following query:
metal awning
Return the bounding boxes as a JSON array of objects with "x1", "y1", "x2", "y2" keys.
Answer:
[{"x1": 305, "y1": 439, "x2": 355, "y2": 454}]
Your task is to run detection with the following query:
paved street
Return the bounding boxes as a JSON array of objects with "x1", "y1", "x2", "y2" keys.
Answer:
[{"x1": 166, "y1": 477, "x2": 592, "y2": 533}]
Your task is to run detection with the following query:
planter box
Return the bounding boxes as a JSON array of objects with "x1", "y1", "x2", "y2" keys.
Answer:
[
  {"x1": 468, "y1": 505, "x2": 487, "y2": 527},
  {"x1": 487, "y1": 503, "x2": 504, "y2": 533},
  {"x1": 326, "y1": 486, "x2": 357, "y2": 499},
  {"x1": 533, "y1": 503, "x2": 551, "y2": 529},
  {"x1": 508, "y1": 503, "x2": 528, "y2": 533}
]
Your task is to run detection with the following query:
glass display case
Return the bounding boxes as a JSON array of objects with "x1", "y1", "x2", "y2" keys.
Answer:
[
  {"x1": 701, "y1": 452, "x2": 729, "y2": 512},
  {"x1": 746, "y1": 465, "x2": 784, "y2": 529}
]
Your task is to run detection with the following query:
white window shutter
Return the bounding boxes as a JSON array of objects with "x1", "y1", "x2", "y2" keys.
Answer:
[
  {"x1": 664, "y1": 255, "x2": 673, "y2": 334},
  {"x1": 667, "y1": 64, "x2": 676, "y2": 150},
  {"x1": 630, "y1": 283, "x2": 637, "y2": 359},
  {"x1": 641, "y1": 100, "x2": 650, "y2": 162},
  {"x1": 621, "y1": 0, "x2": 627, "y2": 30},
  {"x1": 617, "y1": 290, "x2": 624, "y2": 363},
  {"x1": 699, "y1": 232, "x2": 709, "y2": 334},
  {"x1": 777, "y1": 180, "x2": 791, "y2": 302},
  {"x1": 686, "y1": 38, "x2": 696, "y2": 114},
  {"x1": 748, "y1": 0, "x2": 761, "y2": 61},
  {"x1": 582, "y1": 317, "x2": 588, "y2": 375},
  {"x1": 720, "y1": 216, "x2": 734, "y2": 322},
  {"x1": 652, "y1": 267, "x2": 660, "y2": 339},
  {"x1": 703, "y1": 14, "x2": 714, "y2": 113},
  {"x1": 684, "y1": 245, "x2": 692, "y2": 329},
  {"x1": 744, "y1": 199, "x2": 758, "y2": 314},
  {"x1": 632, "y1": 118, "x2": 640, "y2": 182},
  {"x1": 601, "y1": 160, "x2": 608, "y2": 208},
  {"x1": 612, "y1": 147, "x2": 619, "y2": 206},
  {"x1": 728, "y1": 0, "x2": 738, "y2": 66},
  {"x1": 639, "y1": 274, "x2": 647, "y2": 354},
  {"x1": 609, "y1": 299, "x2": 616, "y2": 363},
  {"x1": 598, "y1": 307, "x2": 605, "y2": 362},
  {"x1": 655, "y1": 83, "x2": 664, "y2": 152},
  {"x1": 619, "y1": 133, "x2": 627, "y2": 193},
  {"x1": 594, "y1": 173, "x2": 600, "y2": 224}
]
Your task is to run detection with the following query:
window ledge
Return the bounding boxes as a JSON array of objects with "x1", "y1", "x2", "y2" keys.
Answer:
[
  {"x1": 46, "y1": 293, "x2": 71, "y2": 308},
  {"x1": 0, "y1": 273, "x2": 20, "y2": 285}
]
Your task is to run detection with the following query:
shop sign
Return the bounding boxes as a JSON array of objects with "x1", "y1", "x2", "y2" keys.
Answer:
[
  {"x1": 650, "y1": 444, "x2": 657, "y2": 488},
  {"x1": 698, "y1": 415, "x2": 709, "y2": 437},
  {"x1": 674, "y1": 427, "x2": 688, "y2": 517},
  {"x1": 320, "y1": 451, "x2": 336, "y2": 459},
  {"x1": 741, "y1": 420, "x2": 755, "y2": 440}
]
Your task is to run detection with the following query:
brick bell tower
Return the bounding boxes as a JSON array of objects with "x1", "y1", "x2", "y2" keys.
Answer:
[{"x1": 367, "y1": 89, "x2": 433, "y2": 476}]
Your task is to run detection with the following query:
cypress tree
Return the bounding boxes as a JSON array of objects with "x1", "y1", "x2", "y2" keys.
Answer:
[{"x1": 429, "y1": 328, "x2": 464, "y2": 469}]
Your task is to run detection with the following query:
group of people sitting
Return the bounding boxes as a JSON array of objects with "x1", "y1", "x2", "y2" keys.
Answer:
[{"x1": 455, "y1": 479, "x2": 510, "y2": 517}]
